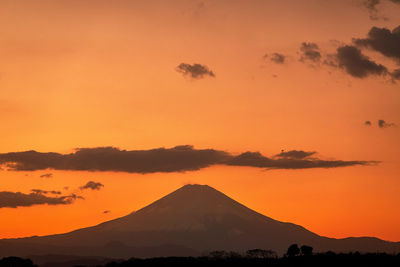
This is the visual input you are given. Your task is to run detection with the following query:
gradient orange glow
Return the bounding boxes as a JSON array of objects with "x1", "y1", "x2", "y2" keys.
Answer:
[{"x1": 0, "y1": 0, "x2": 399, "y2": 242}]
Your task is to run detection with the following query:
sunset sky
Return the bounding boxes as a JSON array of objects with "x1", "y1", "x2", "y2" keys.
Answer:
[{"x1": 0, "y1": 0, "x2": 400, "y2": 242}]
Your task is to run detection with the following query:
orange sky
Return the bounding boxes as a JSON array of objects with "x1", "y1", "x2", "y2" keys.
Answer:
[{"x1": 0, "y1": 0, "x2": 400, "y2": 242}]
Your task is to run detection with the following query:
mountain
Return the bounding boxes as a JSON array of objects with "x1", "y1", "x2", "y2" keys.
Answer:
[{"x1": 1, "y1": 184, "x2": 399, "y2": 259}]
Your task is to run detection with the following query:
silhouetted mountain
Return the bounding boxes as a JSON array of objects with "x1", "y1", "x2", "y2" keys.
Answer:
[{"x1": 1, "y1": 184, "x2": 399, "y2": 260}]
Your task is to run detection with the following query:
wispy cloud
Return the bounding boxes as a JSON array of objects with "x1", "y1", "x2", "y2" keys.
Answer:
[
  {"x1": 299, "y1": 42, "x2": 321, "y2": 62},
  {"x1": 40, "y1": 173, "x2": 53, "y2": 178},
  {"x1": 265, "y1": 53, "x2": 286, "y2": 64},
  {"x1": 378, "y1": 119, "x2": 396, "y2": 128}
]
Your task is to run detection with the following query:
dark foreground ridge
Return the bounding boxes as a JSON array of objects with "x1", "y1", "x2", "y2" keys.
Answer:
[
  {"x1": 2, "y1": 250, "x2": 400, "y2": 267},
  {"x1": 1, "y1": 184, "x2": 399, "y2": 259}
]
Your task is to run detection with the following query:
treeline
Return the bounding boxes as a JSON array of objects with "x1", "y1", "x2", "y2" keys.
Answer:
[
  {"x1": 98, "y1": 252, "x2": 400, "y2": 267},
  {"x1": 1, "y1": 244, "x2": 400, "y2": 267},
  {"x1": 0, "y1": 257, "x2": 36, "y2": 267}
]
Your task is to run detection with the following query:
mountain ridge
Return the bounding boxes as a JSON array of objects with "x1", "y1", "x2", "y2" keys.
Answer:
[{"x1": 1, "y1": 184, "x2": 399, "y2": 258}]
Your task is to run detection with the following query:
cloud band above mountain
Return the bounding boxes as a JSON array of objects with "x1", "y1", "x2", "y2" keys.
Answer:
[{"x1": 0, "y1": 145, "x2": 377, "y2": 174}]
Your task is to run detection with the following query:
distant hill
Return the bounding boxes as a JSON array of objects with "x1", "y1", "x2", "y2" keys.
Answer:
[{"x1": 1, "y1": 184, "x2": 399, "y2": 259}]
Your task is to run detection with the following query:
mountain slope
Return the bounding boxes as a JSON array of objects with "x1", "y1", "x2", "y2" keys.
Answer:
[{"x1": 1, "y1": 184, "x2": 399, "y2": 257}]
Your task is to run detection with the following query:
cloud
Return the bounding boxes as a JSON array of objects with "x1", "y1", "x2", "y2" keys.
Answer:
[
  {"x1": 31, "y1": 189, "x2": 61, "y2": 195},
  {"x1": 336, "y1": 45, "x2": 388, "y2": 78},
  {"x1": 391, "y1": 69, "x2": 400, "y2": 80},
  {"x1": 80, "y1": 181, "x2": 104, "y2": 191},
  {"x1": 0, "y1": 146, "x2": 230, "y2": 173},
  {"x1": 300, "y1": 42, "x2": 321, "y2": 62},
  {"x1": 365, "y1": 120, "x2": 372, "y2": 126},
  {"x1": 362, "y1": 0, "x2": 400, "y2": 20},
  {"x1": 353, "y1": 26, "x2": 400, "y2": 62},
  {"x1": 40, "y1": 173, "x2": 53, "y2": 178},
  {"x1": 0, "y1": 146, "x2": 376, "y2": 173},
  {"x1": 363, "y1": 0, "x2": 382, "y2": 20},
  {"x1": 103, "y1": 210, "x2": 111, "y2": 214},
  {"x1": 225, "y1": 151, "x2": 374, "y2": 170},
  {"x1": 265, "y1": 53, "x2": 286, "y2": 64},
  {"x1": 274, "y1": 150, "x2": 316, "y2": 159},
  {"x1": 323, "y1": 54, "x2": 339, "y2": 68},
  {"x1": 176, "y1": 63, "x2": 215, "y2": 79},
  {"x1": 0, "y1": 191, "x2": 82, "y2": 208},
  {"x1": 378, "y1": 119, "x2": 396, "y2": 128}
]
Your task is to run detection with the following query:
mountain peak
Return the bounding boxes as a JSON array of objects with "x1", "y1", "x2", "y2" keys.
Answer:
[
  {"x1": 160, "y1": 184, "x2": 232, "y2": 206},
  {"x1": 181, "y1": 183, "x2": 212, "y2": 188},
  {"x1": 95, "y1": 183, "x2": 267, "y2": 233},
  {"x1": 177, "y1": 184, "x2": 217, "y2": 193},
  {"x1": 159, "y1": 184, "x2": 226, "y2": 203}
]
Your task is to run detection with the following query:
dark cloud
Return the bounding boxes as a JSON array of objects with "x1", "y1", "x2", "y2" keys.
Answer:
[
  {"x1": 176, "y1": 63, "x2": 215, "y2": 79},
  {"x1": 336, "y1": 45, "x2": 388, "y2": 78},
  {"x1": 365, "y1": 120, "x2": 372, "y2": 126},
  {"x1": 363, "y1": 0, "x2": 381, "y2": 20},
  {"x1": 80, "y1": 181, "x2": 104, "y2": 191},
  {"x1": 354, "y1": 26, "x2": 400, "y2": 62},
  {"x1": 0, "y1": 191, "x2": 82, "y2": 208},
  {"x1": 323, "y1": 54, "x2": 339, "y2": 68},
  {"x1": 362, "y1": 0, "x2": 400, "y2": 20},
  {"x1": 266, "y1": 53, "x2": 286, "y2": 64},
  {"x1": 0, "y1": 145, "x2": 376, "y2": 172},
  {"x1": 300, "y1": 42, "x2": 321, "y2": 62},
  {"x1": 391, "y1": 69, "x2": 400, "y2": 80},
  {"x1": 103, "y1": 210, "x2": 111, "y2": 214},
  {"x1": 378, "y1": 119, "x2": 396, "y2": 128},
  {"x1": 225, "y1": 151, "x2": 374, "y2": 170},
  {"x1": 0, "y1": 146, "x2": 230, "y2": 173},
  {"x1": 226, "y1": 152, "x2": 271, "y2": 168},
  {"x1": 31, "y1": 189, "x2": 62, "y2": 195},
  {"x1": 274, "y1": 150, "x2": 316, "y2": 159},
  {"x1": 40, "y1": 173, "x2": 53, "y2": 178}
]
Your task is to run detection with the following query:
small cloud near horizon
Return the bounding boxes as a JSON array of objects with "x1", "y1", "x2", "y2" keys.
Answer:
[
  {"x1": 378, "y1": 119, "x2": 396, "y2": 128},
  {"x1": 80, "y1": 181, "x2": 104, "y2": 191},
  {"x1": 299, "y1": 42, "x2": 321, "y2": 62},
  {"x1": 265, "y1": 53, "x2": 286, "y2": 64},
  {"x1": 176, "y1": 63, "x2": 215, "y2": 79}
]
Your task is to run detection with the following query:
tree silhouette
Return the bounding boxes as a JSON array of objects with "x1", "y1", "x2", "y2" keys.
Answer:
[
  {"x1": 246, "y1": 249, "x2": 277, "y2": 258},
  {"x1": 286, "y1": 244, "x2": 300, "y2": 257},
  {"x1": 300, "y1": 245, "x2": 313, "y2": 256},
  {"x1": 209, "y1": 250, "x2": 228, "y2": 259},
  {"x1": 0, "y1": 257, "x2": 36, "y2": 267},
  {"x1": 226, "y1": 251, "x2": 242, "y2": 259}
]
